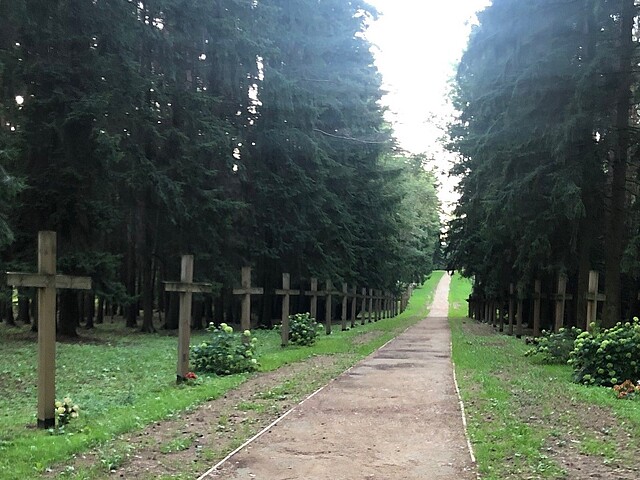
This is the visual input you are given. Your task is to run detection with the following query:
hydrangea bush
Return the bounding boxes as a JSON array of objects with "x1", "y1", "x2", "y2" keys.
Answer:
[
  {"x1": 288, "y1": 313, "x2": 321, "y2": 346},
  {"x1": 191, "y1": 323, "x2": 258, "y2": 375},
  {"x1": 569, "y1": 319, "x2": 640, "y2": 386},
  {"x1": 524, "y1": 327, "x2": 581, "y2": 364}
]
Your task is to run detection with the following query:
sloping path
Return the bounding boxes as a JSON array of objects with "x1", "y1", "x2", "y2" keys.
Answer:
[{"x1": 202, "y1": 274, "x2": 476, "y2": 479}]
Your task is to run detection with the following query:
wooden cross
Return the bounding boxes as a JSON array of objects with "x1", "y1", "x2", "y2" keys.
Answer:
[
  {"x1": 532, "y1": 280, "x2": 542, "y2": 337},
  {"x1": 585, "y1": 270, "x2": 605, "y2": 329},
  {"x1": 317, "y1": 280, "x2": 338, "y2": 335},
  {"x1": 6, "y1": 231, "x2": 91, "y2": 429},
  {"x1": 338, "y1": 283, "x2": 349, "y2": 331},
  {"x1": 360, "y1": 287, "x2": 367, "y2": 325},
  {"x1": 350, "y1": 285, "x2": 357, "y2": 328},
  {"x1": 516, "y1": 298, "x2": 524, "y2": 339},
  {"x1": 552, "y1": 274, "x2": 573, "y2": 332},
  {"x1": 232, "y1": 266, "x2": 264, "y2": 331},
  {"x1": 507, "y1": 283, "x2": 515, "y2": 336},
  {"x1": 304, "y1": 278, "x2": 323, "y2": 321},
  {"x1": 368, "y1": 288, "x2": 375, "y2": 323},
  {"x1": 375, "y1": 289, "x2": 383, "y2": 322},
  {"x1": 164, "y1": 255, "x2": 211, "y2": 382},
  {"x1": 274, "y1": 273, "x2": 300, "y2": 346}
]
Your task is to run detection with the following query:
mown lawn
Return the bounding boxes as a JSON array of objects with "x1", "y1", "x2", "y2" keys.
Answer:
[
  {"x1": 0, "y1": 271, "x2": 443, "y2": 479},
  {"x1": 449, "y1": 273, "x2": 640, "y2": 479}
]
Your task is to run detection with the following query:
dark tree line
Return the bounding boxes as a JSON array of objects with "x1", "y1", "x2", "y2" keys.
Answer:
[
  {"x1": 0, "y1": 0, "x2": 441, "y2": 334},
  {"x1": 447, "y1": 0, "x2": 640, "y2": 328}
]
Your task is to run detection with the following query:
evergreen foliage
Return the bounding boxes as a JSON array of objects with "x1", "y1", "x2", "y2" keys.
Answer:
[
  {"x1": 0, "y1": 0, "x2": 441, "y2": 331},
  {"x1": 447, "y1": 0, "x2": 640, "y2": 327}
]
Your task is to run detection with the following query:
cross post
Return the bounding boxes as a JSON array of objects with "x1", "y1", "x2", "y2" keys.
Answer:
[
  {"x1": 507, "y1": 283, "x2": 515, "y2": 336},
  {"x1": 6, "y1": 231, "x2": 91, "y2": 428},
  {"x1": 274, "y1": 273, "x2": 300, "y2": 346},
  {"x1": 304, "y1": 278, "x2": 322, "y2": 321},
  {"x1": 368, "y1": 288, "x2": 374, "y2": 323},
  {"x1": 552, "y1": 274, "x2": 573, "y2": 332},
  {"x1": 532, "y1": 280, "x2": 543, "y2": 337},
  {"x1": 340, "y1": 283, "x2": 348, "y2": 331},
  {"x1": 360, "y1": 287, "x2": 367, "y2": 325},
  {"x1": 585, "y1": 270, "x2": 605, "y2": 329},
  {"x1": 164, "y1": 255, "x2": 211, "y2": 383},
  {"x1": 232, "y1": 267, "x2": 264, "y2": 332},
  {"x1": 350, "y1": 285, "x2": 357, "y2": 328}
]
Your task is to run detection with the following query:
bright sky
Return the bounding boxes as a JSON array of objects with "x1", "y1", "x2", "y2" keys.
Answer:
[{"x1": 366, "y1": 0, "x2": 490, "y2": 212}]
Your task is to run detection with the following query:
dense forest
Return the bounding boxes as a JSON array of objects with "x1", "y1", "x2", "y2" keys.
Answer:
[
  {"x1": 0, "y1": 0, "x2": 442, "y2": 335},
  {"x1": 447, "y1": 0, "x2": 640, "y2": 328}
]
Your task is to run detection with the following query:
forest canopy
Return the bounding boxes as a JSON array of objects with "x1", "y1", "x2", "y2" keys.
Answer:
[{"x1": 0, "y1": 0, "x2": 442, "y2": 333}]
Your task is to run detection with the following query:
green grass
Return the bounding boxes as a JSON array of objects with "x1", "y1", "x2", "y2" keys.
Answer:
[
  {"x1": 0, "y1": 271, "x2": 444, "y2": 479},
  {"x1": 448, "y1": 273, "x2": 640, "y2": 479}
]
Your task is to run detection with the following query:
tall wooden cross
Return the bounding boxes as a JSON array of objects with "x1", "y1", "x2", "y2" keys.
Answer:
[
  {"x1": 360, "y1": 287, "x2": 367, "y2": 325},
  {"x1": 232, "y1": 266, "x2": 264, "y2": 331},
  {"x1": 274, "y1": 273, "x2": 300, "y2": 346},
  {"x1": 585, "y1": 270, "x2": 605, "y2": 330},
  {"x1": 507, "y1": 283, "x2": 515, "y2": 336},
  {"x1": 340, "y1": 283, "x2": 348, "y2": 331},
  {"x1": 304, "y1": 278, "x2": 324, "y2": 322},
  {"x1": 350, "y1": 286, "x2": 357, "y2": 328},
  {"x1": 532, "y1": 280, "x2": 542, "y2": 337},
  {"x1": 552, "y1": 274, "x2": 572, "y2": 332},
  {"x1": 164, "y1": 255, "x2": 211, "y2": 382},
  {"x1": 6, "y1": 231, "x2": 91, "y2": 428},
  {"x1": 316, "y1": 280, "x2": 337, "y2": 335}
]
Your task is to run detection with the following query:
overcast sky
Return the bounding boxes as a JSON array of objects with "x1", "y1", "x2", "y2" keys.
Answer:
[
  {"x1": 366, "y1": 0, "x2": 490, "y2": 211},
  {"x1": 366, "y1": 0, "x2": 489, "y2": 153}
]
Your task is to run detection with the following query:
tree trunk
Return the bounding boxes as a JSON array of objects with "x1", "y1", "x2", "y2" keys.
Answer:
[
  {"x1": 164, "y1": 292, "x2": 179, "y2": 329},
  {"x1": 17, "y1": 289, "x2": 30, "y2": 324},
  {"x1": 96, "y1": 296, "x2": 105, "y2": 324},
  {"x1": 58, "y1": 290, "x2": 79, "y2": 337},
  {"x1": 603, "y1": 0, "x2": 633, "y2": 327},
  {"x1": 192, "y1": 297, "x2": 205, "y2": 330},
  {"x1": 140, "y1": 254, "x2": 156, "y2": 333},
  {"x1": 85, "y1": 292, "x2": 95, "y2": 329}
]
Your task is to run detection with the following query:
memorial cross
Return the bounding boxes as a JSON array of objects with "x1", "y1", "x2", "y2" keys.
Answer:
[
  {"x1": 164, "y1": 255, "x2": 211, "y2": 382},
  {"x1": 232, "y1": 267, "x2": 264, "y2": 331},
  {"x1": 6, "y1": 231, "x2": 91, "y2": 428},
  {"x1": 274, "y1": 273, "x2": 300, "y2": 346}
]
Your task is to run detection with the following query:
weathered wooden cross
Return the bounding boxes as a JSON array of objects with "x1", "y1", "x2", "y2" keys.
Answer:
[
  {"x1": 340, "y1": 283, "x2": 348, "y2": 331},
  {"x1": 507, "y1": 283, "x2": 515, "y2": 336},
  {"x1": 350, "y1": 286, "x2": 357, "y2": 328},
  {"x1": 360, "y1": 287, "x2": 367, "y2": 325},
  {"x1": 304, "y1": 277, "x2": 322, "y2": 321},
  {"x1": 164, "y1": 255, "x2": 211, "y2": 382},
  {"x1": 233, "y1": 266, "x2": 264, "y2": 331},
  {"x1": 552, "y1": 274, "x2": 572, "y2": 332},
  {"x1": 6, "y1": 231, "x2": 92, "y2": 428},
  {"x1": 317, "y1": 280, "x2": 338, "y2": 335},
  {"x1": 532, "y1": 280, "x2": 543, "y2": 337},
  {"x1": 585, "y1": 270, "x2": 605, "y2": 329},
  {"x1": 274, "y1": 273, "x2": 300, "y2": 346}
]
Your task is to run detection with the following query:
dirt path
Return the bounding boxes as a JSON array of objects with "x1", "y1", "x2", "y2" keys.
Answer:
[{"x1": 203, "y1": 274, "x2": 477, "y2": 479}]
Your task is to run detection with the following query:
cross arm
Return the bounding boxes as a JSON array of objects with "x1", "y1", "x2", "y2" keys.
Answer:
[
  {"x1": 164, "y1": 281, "x2": 212, "y2": 294},
  {"x1": 233, "y1": 287, "x2": 264, "y2": 295},
  {"x1": 6, "y1": 272, "x2": 92, "y2": 290}
]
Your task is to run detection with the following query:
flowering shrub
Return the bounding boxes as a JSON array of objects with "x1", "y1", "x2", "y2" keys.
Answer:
[
  {"x1": 525, "y1": 327, "x2": 581, "y2": 364},
  {"x1": 288, "y1": 312, "x2": 321, "y2": 346},
  {"x1": 191, "y1": 323, "x2": 258, "y2": 375},
  {"x1": 569, "y1": 318, "x2": 640, "y2": 386},
  {"x1": 55, "y1": 397, "x2": 79, "y2": 428},
  {"x1": 613, "y1": 380, "x2": 640, "y2": 400}
]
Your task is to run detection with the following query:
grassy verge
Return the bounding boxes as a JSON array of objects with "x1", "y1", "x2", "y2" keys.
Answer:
[
  {"x1": 0, "y1": 271, "x2": 443, "y2": 479},
  {"x1": 448, "y1": 273, "x2": 640, "y2": 479}
]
